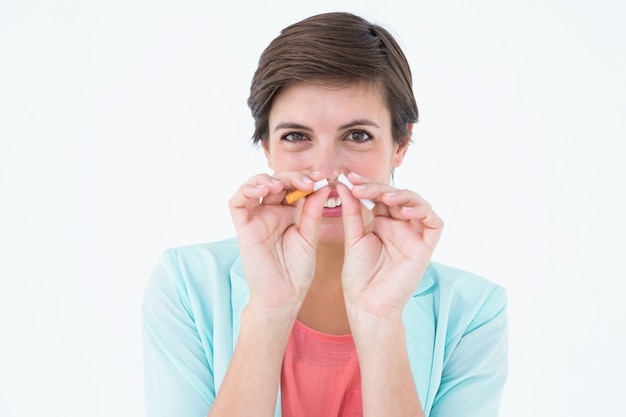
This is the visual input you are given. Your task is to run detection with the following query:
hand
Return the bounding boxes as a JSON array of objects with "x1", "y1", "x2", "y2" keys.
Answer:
[
  {"x1": 229, "y1": 171, "x2": 330, "y2": 314},
  {"x1": 337, "y1": 172, "x2": 444, "y2": 321}
]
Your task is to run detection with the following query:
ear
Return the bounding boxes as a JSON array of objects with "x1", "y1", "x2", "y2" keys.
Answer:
[
  {"x1": 392, "y1": 124, "x2": 413, "y2": 168},
  {"x1": 262, "y1": 140, "x2": 273, "y2": 170}
]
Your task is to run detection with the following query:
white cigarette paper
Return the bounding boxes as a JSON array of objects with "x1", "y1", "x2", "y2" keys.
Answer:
[
  {"x1": 336, "y1": 173, "x2": 376, "y2": 210},
  {"x1": 313, "y1": 178, "x2": 329, "y2": 191}
]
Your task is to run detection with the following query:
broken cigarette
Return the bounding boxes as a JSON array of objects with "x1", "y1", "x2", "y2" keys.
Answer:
[
  {"x1": 336, "y1": 173, "x2": 376, "y2": 210},
  {"x1": 285, "y1": 178, "x2": 330, "y2": 204}
]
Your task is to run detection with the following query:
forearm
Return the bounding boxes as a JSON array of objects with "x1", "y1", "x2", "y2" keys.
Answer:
[
  {"x1": 349, "y1": 311, "x2": 425, "y2": 417},
  {"x1": 208, "y1": 303, "x2": 297, "y2": 417}
]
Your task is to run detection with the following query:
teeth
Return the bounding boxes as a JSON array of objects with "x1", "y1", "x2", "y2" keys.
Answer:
[{"x1": 324, "y1": 197, "x2": 342, "y2": 208}]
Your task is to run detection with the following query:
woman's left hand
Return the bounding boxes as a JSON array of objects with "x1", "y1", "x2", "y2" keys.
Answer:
[{"x1": 337, "y1": 172, "x2": 444, "y2": 321}]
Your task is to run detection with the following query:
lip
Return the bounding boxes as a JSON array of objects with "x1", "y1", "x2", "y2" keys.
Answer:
[
  {"x1": 322, "y1": 206, "x2": 342, "y2": 217},
  {"x1": 322, "y1": 191, "x2": 342, "y2": 217}
]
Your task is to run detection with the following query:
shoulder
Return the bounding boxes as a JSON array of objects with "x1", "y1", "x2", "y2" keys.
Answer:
[
  {"x1": 428, "y1": 262, "x2": 506, "y2": 305},
  {"x1": 426, "y1": 262, "x2": 507, "y2": 332},
  {"x1": 158, "y1": 237, "x2": 240, "y2": 274},
  {"x1": 144, "y1": 237, "x2": 241, "y2": 309}
]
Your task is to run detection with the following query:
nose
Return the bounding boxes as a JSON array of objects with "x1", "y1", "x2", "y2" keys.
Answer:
[{"x1": 314, "y1": 140, "x2": 344, "y2": 181}]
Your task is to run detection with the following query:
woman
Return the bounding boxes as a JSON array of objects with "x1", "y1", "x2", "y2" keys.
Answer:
[{"x1": 143, "y1": 12, "x2": 508, "y2": 417}]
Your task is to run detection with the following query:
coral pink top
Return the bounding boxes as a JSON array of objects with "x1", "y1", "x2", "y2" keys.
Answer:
[{"x1": 281, "y1": 320, "x2": 362, "y2": 417}]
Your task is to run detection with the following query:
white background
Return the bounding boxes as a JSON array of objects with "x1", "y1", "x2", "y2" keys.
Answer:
[{"x1": 1, "y1": 1, "x2": 625, "y2": 416}]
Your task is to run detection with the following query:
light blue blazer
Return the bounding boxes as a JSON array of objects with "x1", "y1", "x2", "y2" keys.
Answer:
[{"x1": 142, "y1": 238, "x2": 508, "y2": 416}]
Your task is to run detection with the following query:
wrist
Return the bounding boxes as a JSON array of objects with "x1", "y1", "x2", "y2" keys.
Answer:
[
  {"x1": 344, "y1": 298, "x2": 405, "y2": 324},
  {"x1": 243, "y1": 299, "x2": 301, "y2": 330},
  {"x1": 349, "y1": 318, "x2": 408, "y2": 369},
  {"x1": 346, "y1": 305, "x2": 405, "y2": 341}
]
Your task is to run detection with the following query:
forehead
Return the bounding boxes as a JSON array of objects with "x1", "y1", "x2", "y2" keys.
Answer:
[{"x1": 269, "y1": 81, "x2": 390, "y2": 128}]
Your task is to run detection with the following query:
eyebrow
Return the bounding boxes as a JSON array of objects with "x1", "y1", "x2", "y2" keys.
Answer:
[
  {"x1": 273, "y1": 122, "x2": 310, "y2": 132},
  {"x1": 340, "y1": 119, "x2": 381, "y2": 130},
  {"x1": 273, "y1": 119, "x2": 381, "y2": 132}
]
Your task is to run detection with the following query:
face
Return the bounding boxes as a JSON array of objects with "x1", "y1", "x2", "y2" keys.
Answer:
[{"x1": 264, "y1": 81, "x2": 409, "y2": 243}]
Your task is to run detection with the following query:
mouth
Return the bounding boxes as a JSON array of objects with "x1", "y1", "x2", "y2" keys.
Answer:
[{"x1": 324, "y1": 196, "x2": 342, "y2": 208}]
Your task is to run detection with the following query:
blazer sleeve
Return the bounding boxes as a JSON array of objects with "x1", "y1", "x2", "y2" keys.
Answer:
[
  {"x1": 430, "y1": 285, "x2": 509, "y2": 417},
  {"x1": 142, "y1": 249, "x2": 215, "y2": 417}
]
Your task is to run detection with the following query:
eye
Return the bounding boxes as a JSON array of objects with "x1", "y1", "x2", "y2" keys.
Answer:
[
  {"x1": 345, "y1": 130, "x2": 372, "y2": 143},
  {"x1": 281, "y1": 132, "x2": 309, "y2": 143}
]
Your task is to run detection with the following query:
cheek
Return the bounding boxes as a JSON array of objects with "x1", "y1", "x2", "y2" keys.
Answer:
[
  {"x1": 269, "y1": 152, "x2": 310, "y2": 171},
  {"x1": 347, "y1": 152, "x2": 394, "y2": 181},
  {"x1": 267, "y1": 145, "x2": 395, "y2": 179}
]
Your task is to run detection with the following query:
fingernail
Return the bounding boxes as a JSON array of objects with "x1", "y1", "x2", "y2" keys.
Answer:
[
  {"x1": 355, "y1": 184, "x2": 366, "y2": 190},
  {"x1": 385, "y1": 191, "x2": 397, "y2": 197},
  {"x1": 311, "y1": 170, "x2": 322, "y2": 175},
  {"x1": 302, "y1": 176, "x2": 313, "y2": 183},
  {"x1": 350, "y1": 172, "x2": 362, "y2": 179},
  {"x1": 270, "y1": 178, "x2": 281, "y2": 184}
]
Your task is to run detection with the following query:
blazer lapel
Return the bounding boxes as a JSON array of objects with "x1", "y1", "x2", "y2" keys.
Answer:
[{"x1": 403, "y1": 267, "x2": 437, "y2": 413}]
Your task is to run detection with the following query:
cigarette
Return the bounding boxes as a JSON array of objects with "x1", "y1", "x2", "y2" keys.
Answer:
[
  {"x1": 285, "y1": 178, "x2": 329, "y2": 204},
  {"x1": 336, "y1": 173, "x2": 376, "y2": 210}
]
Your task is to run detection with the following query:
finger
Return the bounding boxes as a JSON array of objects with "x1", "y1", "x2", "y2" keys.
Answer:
[
  {"x1": 273, "y1": 171, "x2": 326, "y2": 192},
  {"x1": 229, "y1": 175, "x2": 282, "y2": 211},
  {"x1": 297, "y1": 185, "x2": 331, "y2": 245},
  {"x1": 379, "y1": 190, "x2": 438, "y2": 222},
  {"x1": 343, "y1": 172, "x2": 398, "y2": 213},
  {"x1": 382, "y1": 191, "x2": 444, "y2": 247},
  {"x1": 229, "y1": 171, "x2": 321, "y2": 209},
  {"x1": 400, "y1": 204, "x2": 444, "y2": 232},
  {"x1": 336, "y1": 183, "x2": 366, "y2": 244}
]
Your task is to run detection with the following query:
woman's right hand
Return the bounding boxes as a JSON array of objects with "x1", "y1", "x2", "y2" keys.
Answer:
[{"x1": 228, "y1": 171, "x2": 330, "y2": 316}]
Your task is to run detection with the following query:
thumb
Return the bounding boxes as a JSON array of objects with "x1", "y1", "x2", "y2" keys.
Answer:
[
  {"x1": 297, "y1": 186, "x2": 330, "y2": 246},
  {"x1": 337, "y1": 184, "x2": 365, "y2": 245}
]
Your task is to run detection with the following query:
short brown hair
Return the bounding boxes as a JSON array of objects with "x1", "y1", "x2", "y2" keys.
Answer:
[{"x1": 247, "y1": 12, "x2": 418, "y2": 146}]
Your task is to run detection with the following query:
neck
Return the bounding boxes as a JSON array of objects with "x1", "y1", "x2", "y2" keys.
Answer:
[
  {"x1": 314, "y1": 241, "x2": 345, "y2": 280},
  {"x1": 297, "y1": 241, "x2": 350, "y2": 335}
]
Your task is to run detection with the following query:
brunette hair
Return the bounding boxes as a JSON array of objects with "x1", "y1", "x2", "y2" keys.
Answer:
[{"x1": 247, "y1": 12, "x2": 418, "y2": 146}]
